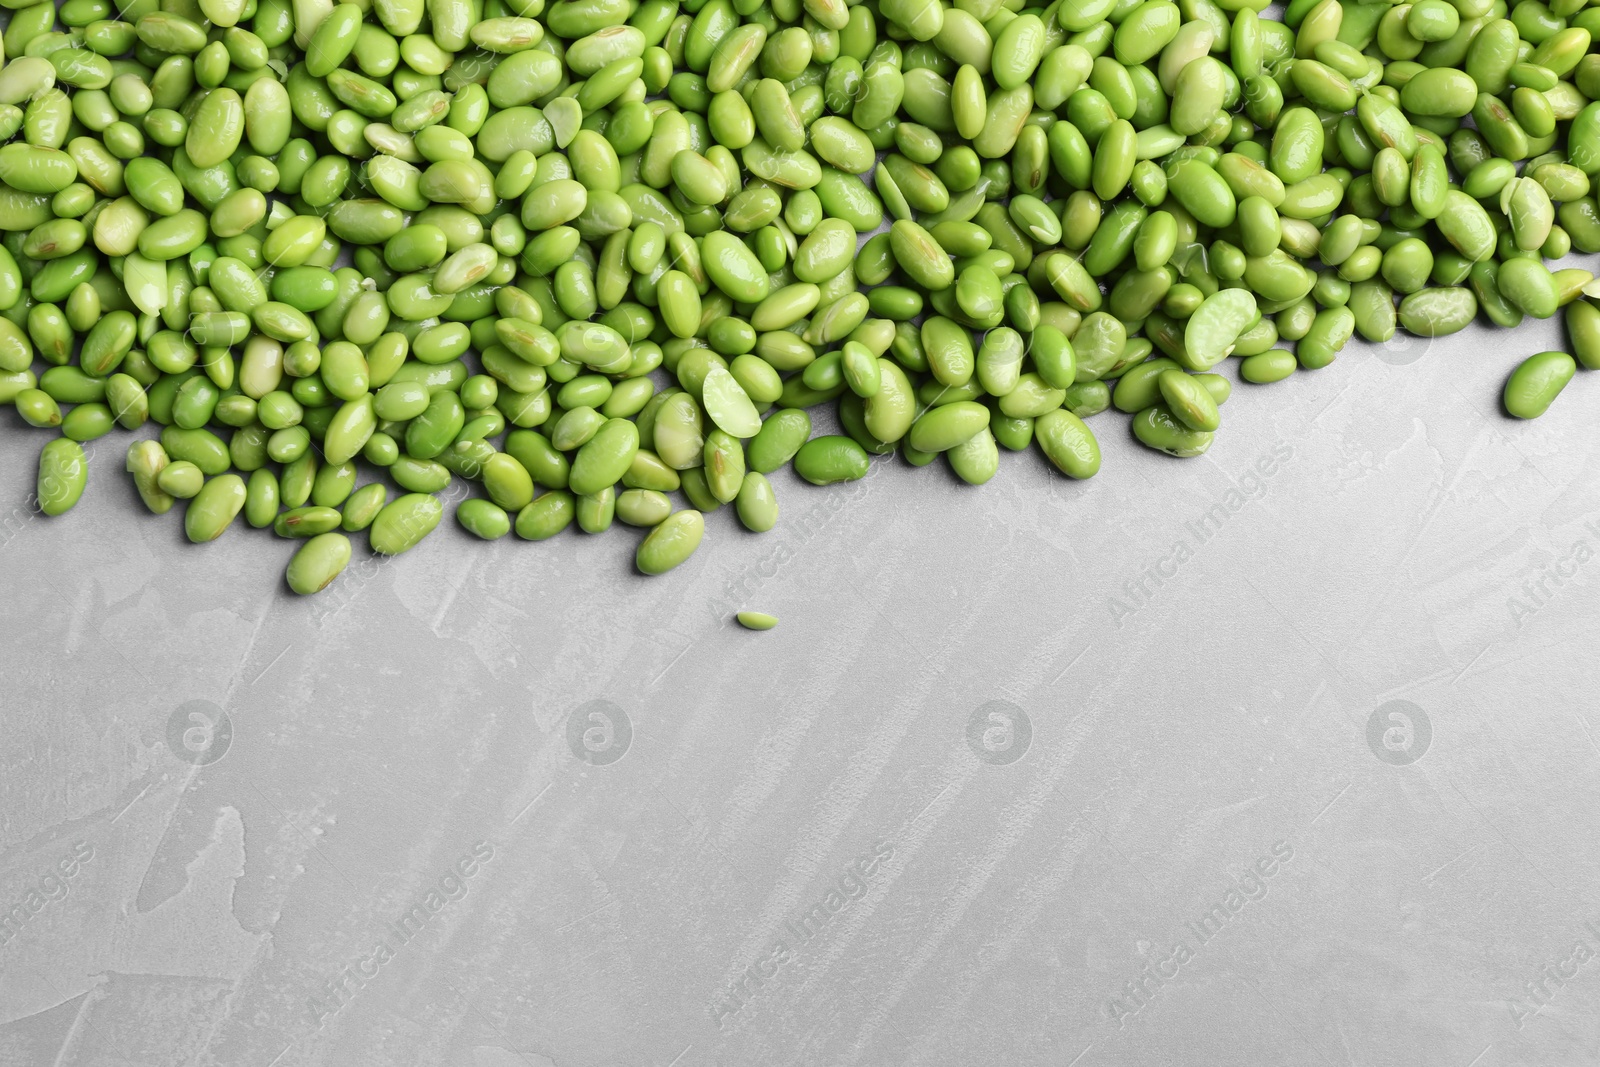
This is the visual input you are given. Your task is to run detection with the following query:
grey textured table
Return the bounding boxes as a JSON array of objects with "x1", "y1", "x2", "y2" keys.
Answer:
[{"x1": 3, "y1": 314, "x2": 1600, "y2": 1067}]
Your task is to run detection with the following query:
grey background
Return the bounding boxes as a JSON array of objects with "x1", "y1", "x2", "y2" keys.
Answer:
[{"x1": 3, "y1": 313, "x2": 1600, "y2": 1066}]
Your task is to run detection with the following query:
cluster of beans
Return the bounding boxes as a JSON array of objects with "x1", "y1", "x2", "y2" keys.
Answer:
[{"x1": 5, "y1": 0, "x2": 1600, "y2": 591}]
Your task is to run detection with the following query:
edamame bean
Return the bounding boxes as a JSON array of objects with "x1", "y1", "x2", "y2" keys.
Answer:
[
  {"x1": 793, "y1": 435, "x2": 869, "y2": 483},
  {"x1": 1504, "y1": 350, "x2": 1576, "y2": 418},
  {"x1": 635, "y1": 509, "x2": 703, "y2": 573},
  {"x1": 184, "y1": 473, "x2": 247, "y2": 542},
  {"x1": 285, "y1": 532, "x2": 352, "y2": 593},
  {"x1": 1035, "y1": 409, "x2": 1101, "y2": 479},
  {"x1": 1133, "y1": 404, "x2": 1213, "y2": 456},
  {"x1": 36, "y1": 438, "x2": 88, "y2": 515},
  {"x1": 370, "y1": 492, "x2": 443, "y2": 553}
]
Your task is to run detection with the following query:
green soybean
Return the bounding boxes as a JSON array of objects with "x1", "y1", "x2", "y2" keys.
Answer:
[{"x1": 1504, "y1": 350, "x2": 1576, "y2": 418}]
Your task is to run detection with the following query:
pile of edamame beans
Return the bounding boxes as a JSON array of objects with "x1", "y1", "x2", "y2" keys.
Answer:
[{"x1": 4, "y1": 0, "x2": 1600, "y2": 590}]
